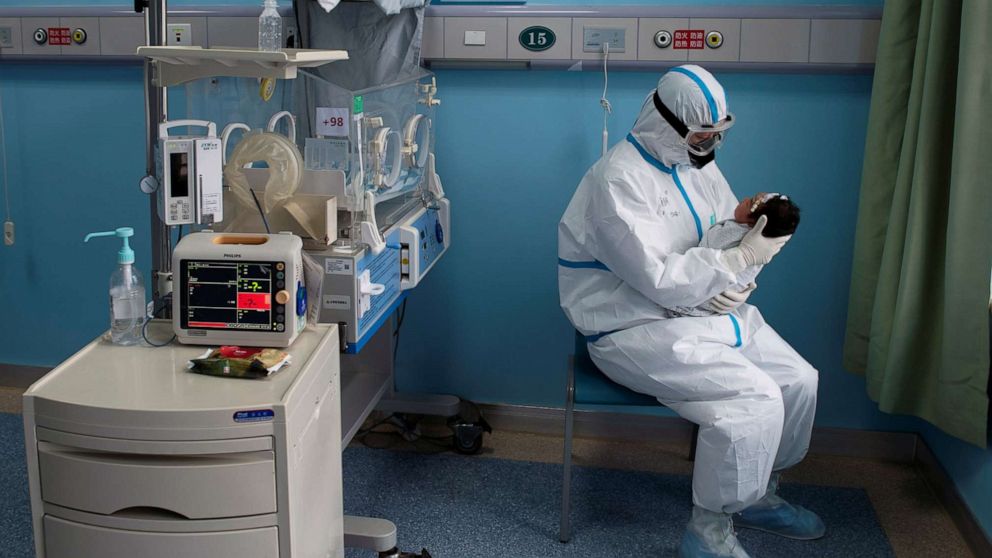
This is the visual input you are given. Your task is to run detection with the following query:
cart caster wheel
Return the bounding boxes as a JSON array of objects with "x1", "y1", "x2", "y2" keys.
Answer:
[
  {"x1": 379, "y1": 548, "x2": 432, "y2": 558},
  {"x1": 448, "y1": 401, "x2": 492, "y2": 455},
  {"x1": 453, "y1": 428, "x2": 485, "y2": 454},
  {"x1": 450, "y1": 417, "x2": 491, "y2": 455}
]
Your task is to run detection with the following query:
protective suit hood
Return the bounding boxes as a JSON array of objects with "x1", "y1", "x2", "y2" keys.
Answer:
[{"x1": 630, "y1": 65, "x2": 730, "y2": 168}]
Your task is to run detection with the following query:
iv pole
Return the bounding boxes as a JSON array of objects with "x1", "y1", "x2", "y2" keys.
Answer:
[{"x1": 135, "y1": 0, "x2": 171, "y2": 313}]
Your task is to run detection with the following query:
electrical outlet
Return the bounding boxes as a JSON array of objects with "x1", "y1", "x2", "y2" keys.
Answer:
[
  {"x1": 3, "y1": 220, "x2": 13, "y2": 246},
  {"x1": 167, "y1": 23, "x2": 192, "y2": 46},
  {"x1": 0, "y1": 26, "x2": 13, "y2": 49},
  {"x1": 583, "y1": 27, "x2": 626, "y2": 53}
]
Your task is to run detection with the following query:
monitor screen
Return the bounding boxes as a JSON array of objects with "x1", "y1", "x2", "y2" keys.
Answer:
[{"x1": 180, "y1": 260, "x2": 287, "y2": 333}]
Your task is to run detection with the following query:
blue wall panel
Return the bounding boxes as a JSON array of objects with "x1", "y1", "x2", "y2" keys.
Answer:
[
  {"x1": 0, "y1": 63, "x2": 148, "y2": 365},
  {"x1": 394, "y1": 68, "x2": 918, "y2": 433}
]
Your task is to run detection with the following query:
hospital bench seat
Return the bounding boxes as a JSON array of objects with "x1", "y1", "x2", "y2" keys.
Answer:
[{"x1": 560, "y1": 331, "x2": 699, "y2": 543}]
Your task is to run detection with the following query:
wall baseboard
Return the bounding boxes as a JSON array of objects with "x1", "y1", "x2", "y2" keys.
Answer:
[
  {"x1": 915, "y1": 438, "x2": 992, "y2": 558},
  {"x1": 479, "y1": 403, "x2": 918, "y2": 462},
  {"x1": 0, "y1": 363, "x2": 49, "y2": 389}
]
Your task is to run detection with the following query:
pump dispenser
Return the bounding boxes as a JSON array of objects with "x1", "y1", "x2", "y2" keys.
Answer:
[{"x1": 84, "y1": 227, "x2": 147, "y2": 346}]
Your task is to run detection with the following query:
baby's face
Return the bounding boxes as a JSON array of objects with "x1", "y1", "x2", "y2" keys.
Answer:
[{"x1": 734, "y1": 192, "x2": 767, "y2": 224}]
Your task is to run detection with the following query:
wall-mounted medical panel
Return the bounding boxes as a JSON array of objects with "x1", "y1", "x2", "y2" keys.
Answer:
[
  {"x1": 637, "y1": 18, "x2": 689, "y2": 63},
  {"x1": 444, "y1": 17, "x2": 508, "y2": 60},
  {"x1": 740, "y1": 19, "x2": 810, "y2": 64},
  {"x1": 810, "y1": 19, "x2": 881, "y2": 65},
  {"x1": 507, "y1": 17, "x2": 571, "y2": 61},
  {"x1": 686, "y1": 18, "x2": 740, "y2": 63},
  {"x1": 0, "y1": 6, "x2": 881, "y2": 71},
  {"x1": 570, "y1": 18, "x2": 637, "y2": 61},
  {"x1": 422, "y1": 17, "x2": 444, "y2": 60}
]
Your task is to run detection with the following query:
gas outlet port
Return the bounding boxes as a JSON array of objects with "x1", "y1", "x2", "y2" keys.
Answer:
[
  {"x1": 33, "y1": 27, "x2": 47, "y2": 45},
  {"x1": 706, "y1": 30, "x2": 724, "y2": 49},
  {"x1": 654, "y1": 30, "x2": 673, "y2": 49},
  {"x1": 71, "y1": 28, "x2": 87, "y2": 44}
]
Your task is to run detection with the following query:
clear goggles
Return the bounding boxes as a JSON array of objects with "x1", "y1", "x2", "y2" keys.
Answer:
[
  {"x1": 653, "y1": 90, "x2": 734, "y2": 156},
  {"x1": 685, "y1": 114, "x2": 734, "y2": 156}
]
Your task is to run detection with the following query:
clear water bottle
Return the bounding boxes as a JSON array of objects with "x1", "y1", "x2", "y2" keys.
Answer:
[
  {"x1": 258, "y1": 0, "x2": 282, "y2": 51},
  {"x1": 84, "y1": 227, "x2": 147, "y2": 346}
]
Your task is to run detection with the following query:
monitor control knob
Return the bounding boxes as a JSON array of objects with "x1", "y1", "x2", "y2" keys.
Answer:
[{"x1": 275, "y1": 290, "x2": 291, "y2": 305}]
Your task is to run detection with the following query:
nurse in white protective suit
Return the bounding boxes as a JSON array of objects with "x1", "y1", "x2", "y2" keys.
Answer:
[{"x1": 558, "y1": 65, "x2": 825, "y2": 557}]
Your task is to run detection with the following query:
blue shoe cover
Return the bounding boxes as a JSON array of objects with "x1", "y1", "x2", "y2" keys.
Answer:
[
  {"x1": 679, "y1": 508, "x2": 751, "y2": 558},
  {"x1": 678, "y1": 529, "x2": 752, "y2": 558},
  {"x1": 734, "y1": 503, "x2": 826, "y2": 540}
]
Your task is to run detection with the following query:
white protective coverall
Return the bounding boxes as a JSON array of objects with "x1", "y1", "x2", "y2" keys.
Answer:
[{"x1": 558, "y1": 66, "x2": 818, "y2": 514}]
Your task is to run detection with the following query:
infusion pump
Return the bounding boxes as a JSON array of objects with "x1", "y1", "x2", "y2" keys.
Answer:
[{"x1": 156, "y1": 119, "x2": 224, "y2": 226}]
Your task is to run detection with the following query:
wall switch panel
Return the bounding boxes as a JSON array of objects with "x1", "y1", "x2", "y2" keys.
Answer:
[{"x1": 582, "y1": 26, "x2": 625, "y2": 53}]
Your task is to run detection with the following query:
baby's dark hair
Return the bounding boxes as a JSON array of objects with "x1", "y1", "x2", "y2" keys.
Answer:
[{"x1": 755, "y1": 196, "x2": 800, "y2": 237}]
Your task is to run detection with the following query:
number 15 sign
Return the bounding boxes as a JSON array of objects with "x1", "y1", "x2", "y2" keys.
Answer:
[{"x1": 519, "y1": 26, "x2": 557, "y2": 52}]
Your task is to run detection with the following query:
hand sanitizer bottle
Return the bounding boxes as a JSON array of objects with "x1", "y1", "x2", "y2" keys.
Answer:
[
  {"x1": 258, "y1": 0, "x2": 282, "y2": 51},
  {"x1": 84, "y1": 227, "x2": 146, "y2": 346}
]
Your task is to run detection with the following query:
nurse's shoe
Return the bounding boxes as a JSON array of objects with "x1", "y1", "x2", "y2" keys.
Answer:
[
  {"x1": 678, "y1": 507, "x2": 752, "y2": 558},
  {"x1": 733, "y1": 472, "x2": 826, "y2": 540}
]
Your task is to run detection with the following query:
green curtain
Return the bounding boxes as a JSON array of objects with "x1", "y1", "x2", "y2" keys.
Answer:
[{"x1": 844, "y1": 0, "x2": 992, "y2": 447}]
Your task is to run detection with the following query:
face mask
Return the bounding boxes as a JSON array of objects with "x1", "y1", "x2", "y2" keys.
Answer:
[{"x1": 688, "y1": 150, "x2": 715, "y2": 168}]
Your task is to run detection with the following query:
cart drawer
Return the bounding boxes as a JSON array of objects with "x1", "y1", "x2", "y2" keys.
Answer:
[
  {"x1": 44, "y1": 515, "x2": 279, "y2": 558},
  {"x1": 39, "y1": 441, "x2": 276, "y2": 519}
]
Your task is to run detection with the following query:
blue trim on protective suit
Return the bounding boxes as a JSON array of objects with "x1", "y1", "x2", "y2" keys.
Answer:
[
  {"x1": 672, "y1": 67, "x2": 720, "y2": 125},
  {"x1": 625, "y1": 133, "x2": 672, "y2": 174},
  {"x1": 585, "y1": 331, "x2": 616, "y2": 343},
  {"x1": 671, "y1": 168, "x2": 704, "y2": 241},
  {"x1": 558, "y1": 257, "x2": 610, "y2": 272},
  {"x1": 728, "y1": 314, "x2": 742, "y2": 348},
  {"x1": 558, "y1": 260, "x2": 615, "y2": 342},
  {"x1": 626, "y1": 134, "x2": 703, "y2": 241}
]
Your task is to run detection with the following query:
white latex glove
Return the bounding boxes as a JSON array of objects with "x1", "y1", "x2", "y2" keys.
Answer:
[
  {"x1": 708, "y1": 282, "x2": 756, "y2": 314},
  {"x1": 719, "y1": 215, "x2": 792, "y2": 273}
]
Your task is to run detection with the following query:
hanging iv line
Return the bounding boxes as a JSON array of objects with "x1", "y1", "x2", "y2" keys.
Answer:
[{"x1": 600, "y1": 42, "x2": 613, "y2": 157}]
